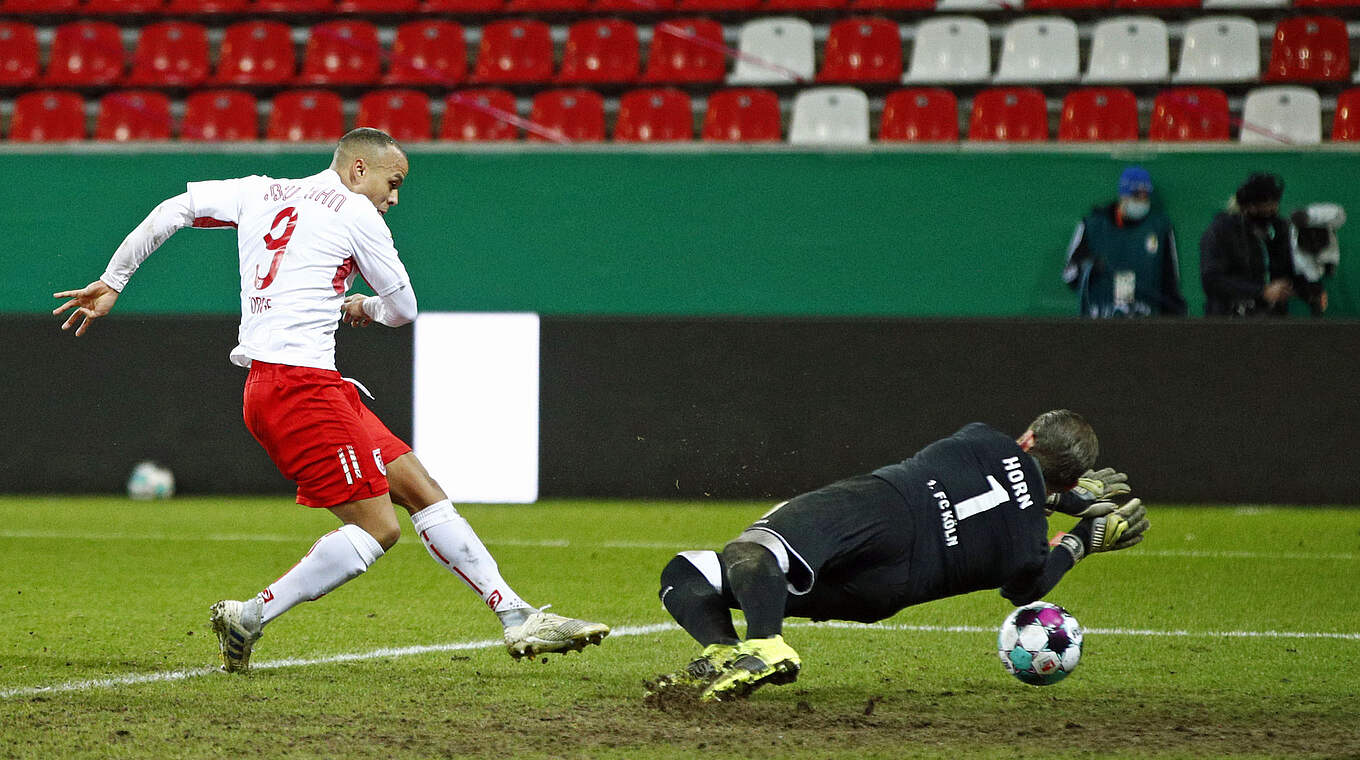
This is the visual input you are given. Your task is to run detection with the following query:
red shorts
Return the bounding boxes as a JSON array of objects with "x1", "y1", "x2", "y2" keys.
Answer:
[{"x1": 243, "y1": 361, "x2": 412, "y2": 508}]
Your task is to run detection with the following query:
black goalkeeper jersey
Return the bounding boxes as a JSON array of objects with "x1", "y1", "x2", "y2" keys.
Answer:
[{"x1": 870, "y1": 422, "x2": 1051, "y2": 605}]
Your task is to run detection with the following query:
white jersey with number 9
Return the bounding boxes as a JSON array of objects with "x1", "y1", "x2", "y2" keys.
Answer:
[{"x1": 185, "y1": 169, "x2": 411, "y2": 371}]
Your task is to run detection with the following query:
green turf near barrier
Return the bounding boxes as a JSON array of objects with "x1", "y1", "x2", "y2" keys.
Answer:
[
  {"x1": 8, "y1": 148, "x2": 1359, "y2": 317},
  {"x1": 3, "y1": 497, "x2": 1357, "y2": 759}
]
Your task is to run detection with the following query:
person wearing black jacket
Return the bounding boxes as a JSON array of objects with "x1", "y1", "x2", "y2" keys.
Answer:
[
  {"x1": 1201, "y1": 172, "x2": 1317, "y2": 317},
  {"x1": 649, "y1": 410, "x2": 1147, "y2": 702}
]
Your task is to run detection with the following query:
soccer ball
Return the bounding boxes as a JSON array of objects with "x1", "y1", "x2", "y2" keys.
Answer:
[
  {"x1": 127, "y1": 461, "x2": 175, "y2": 500},
  {"x1": 998, "y1": 602, "x2": 1082, "y2": 686}
]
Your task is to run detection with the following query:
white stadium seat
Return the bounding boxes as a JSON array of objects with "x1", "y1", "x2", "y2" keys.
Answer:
[
  {"x1": 994, "y1": 17, "x2": 1080, "y2": 84},
  {"x1": 1240, "y1": 86, "x2": 1321, "y2": 145},
  {"x1": 1084, "y1": 16, "x2": 1169, "y2": 83},
  {"x1": 1202, "y1": 0, "x2": 1287, "y2": 9},
  {"x1": 789, "y1": 87, "x2": 870, "y2": 145},
  {"x1": 904, "y1": 16, "x2": 991, "y2": 84},
  {"x1": 1174, "y1": 16, "x2": 1261, "y2": 83},
  {"x1": 728, "y1": 17, "x2": 815, "y2": 85},
  {"x1": 937, "y1": 0, "x2": 1020, "y2": 10}
]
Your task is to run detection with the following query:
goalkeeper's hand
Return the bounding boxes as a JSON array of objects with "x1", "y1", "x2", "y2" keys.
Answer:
[
  {"x1": 1054, "y1": 498, "x2": 1148, "y2": 563},
  {"x1": 1046, "y1": 467, "x2": 1132, "y2": 517}
]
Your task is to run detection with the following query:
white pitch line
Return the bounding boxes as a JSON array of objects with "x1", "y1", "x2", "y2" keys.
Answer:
[
  {"x1": 0, "y1": 623, "x2": 675, "y2": 700},
  {"x1": 4, "y1": 620, "x2": 1357, "y2": 700},
  {"x1": 2, "y1": 531, "x2": 1355, "y2": 561}
]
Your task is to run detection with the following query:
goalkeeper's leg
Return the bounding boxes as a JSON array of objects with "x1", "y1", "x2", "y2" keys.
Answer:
[{"x1": 659, "y1": 552, "x2": 740, "y2": 646}]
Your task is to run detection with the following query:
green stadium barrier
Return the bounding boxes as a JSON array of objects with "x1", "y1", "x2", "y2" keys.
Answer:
[{"x1": 10, "y1": 147, "x2": 1359, "y2": 317}]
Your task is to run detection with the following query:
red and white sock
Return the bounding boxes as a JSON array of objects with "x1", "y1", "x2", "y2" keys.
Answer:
[
  {"x1": 410, "y1": 500, "x2": 530, "y2": 622},
  {"x1": 258, "y1": 524, "x2": 384, "y2": 626}
]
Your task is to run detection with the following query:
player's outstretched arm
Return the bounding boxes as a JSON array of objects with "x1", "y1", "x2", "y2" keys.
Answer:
[{"x1": 53, "y1": 280, "x2": 120, "y2": 337}]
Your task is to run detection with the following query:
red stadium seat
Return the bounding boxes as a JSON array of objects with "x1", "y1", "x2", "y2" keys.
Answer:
[
  {"x1": 9, "y1": 91, "x2": 85, "y2": 142},
  {"x1": 1331, "y1": 88, "x2": 1360, "y2": 140},
  {"x1": 215, "y1": 21, "x2": 295, "y2": 86},
  {"x1": 440, "y1": 89, "x2": 519, "y2": 141},
  {"x1": 1264, "y1": 16, "x2": 1350, "y2": 83},
  {"x1": 162, "y1": 0, "x2": 250, "y2": 13},
  {"x1": 1058, "y1": 87, "x2": 1138, "y2": 141},
  {"x1": 0, "y1": 23, "x2": 40, "y2": 87},
  {"x1": 470, "y1": 20, "x2": 554, "y2": 84},
  {"x1": 1295, "y1": 0, "x2": 1360, "y2": 6},
  {"x1": 181, "y1": 90, "x2": 258, "y2": 141},
  {"x1": 1148, "y1": 87, "x2": 1230, "y2": 141},
  {"x1": 298, "y1": 21, "x2": 382, "y2": 86},
  {"x1": 558, "y1": 19, "x2": 640, "y2": 85},
  {"x1": 85, "y1": 0, "x2": 166, "y2": 12},
  {"x1": 4, "y1": 0, "x2": 81, "y2": 13},
  {"x1": 701, "y1": 87, "x2": 780, "y2": 142},
  {"x1": 421, "y1": 0, "x2": 504, "y2": 10},
  {"x1": 266, "y1": 90, "x2": 345, "y2": 142},
  {"x1": 253, "y1": 0, "x2": 333, "y2": 11},
  {"x1": 880, "y1": 88, "x2": 958, "y2": 142},
  {"x1": 44, "y1": 21, "x2": 125, "y2": 87},
  {"x1": 641, "y1": 18, "x2": 727, "y2": 84},
  {"x1": 764, "y1": 0, "x2": 847, "y2": 9},
  {"x1": 385, "y1": 21, "x2": 465, "y2": 87},
  {"x1": 676, "y1": 0, "x2": 759, "y2": 10},
  {"x1": 850, "y1": 0, "x2": 934, "y2": 8},
  {"x1": 357, "y1": 90, "x2": 431, "y2": 142},
  {"x1": 968, "y1": 87, "x2": 1048, "y2": 142},
  {"x1": 529, "y1": 88, "x2": 605, "y2": 142},
  {"x1": 818, "y1": 17, "x2": 902, "y2": 83},
  {"x1": 593, "y1": 0, "x2": 675, "y2": 10},
  {"x1": 95, "y1": 90, "x2": 172, "y2": 141},
  {"x1": 507, "y1": 0, "x2": 587, "y2": 10},
  {"x1": 126, "y1": 22, "x2": 210, "y2": 88},
  {"x1": 336, "y1": 0, "x2": 419, "y2": 10},
  {"x1": 615, "y1": 88, "x2": 692, "y2": 141}
]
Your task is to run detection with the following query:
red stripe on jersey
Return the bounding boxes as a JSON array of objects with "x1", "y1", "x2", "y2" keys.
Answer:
[
  {"x1": 332, "y1": 256, "x2": 355, "y2": 294},
  {"x1": 192, "y1": 216, "x2": 237, "y2": 229}
]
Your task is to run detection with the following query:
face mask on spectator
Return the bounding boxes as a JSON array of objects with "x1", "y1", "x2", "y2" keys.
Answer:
[{"x1": 1121, "y1": 198, "x2": 1150, "y2": 221}]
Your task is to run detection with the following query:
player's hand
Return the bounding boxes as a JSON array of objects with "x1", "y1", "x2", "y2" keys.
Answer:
[
  {"x1": 1056, "y1": 498, "x2": 1148, "y2": 562},
  {"x1": 1046, "y1": 468, "x2": 1131, "y2": 517},
  {"x1": 53, "y1": 280, "x2": 120, "y2": 336},
  {"x1": 342, "y1": 294, "x2": 372, "y2": 327}
]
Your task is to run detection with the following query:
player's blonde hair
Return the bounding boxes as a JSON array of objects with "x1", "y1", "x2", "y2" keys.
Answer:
[{"x1": 1027, "y1": 409, "x2": 1098, "y2": 493}]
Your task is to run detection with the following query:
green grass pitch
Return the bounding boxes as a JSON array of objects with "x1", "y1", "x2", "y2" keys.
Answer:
[{"x1": 3, "y1": 496, "x2": 1358, "y2": 759}]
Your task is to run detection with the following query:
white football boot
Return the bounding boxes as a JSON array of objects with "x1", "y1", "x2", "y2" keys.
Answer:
[
  {"x1": 209, "y1": 597, "x2": 264, "y2": 673},
  {"x1": 504, "y1": 606, "x2": 610, "y2": 660}
]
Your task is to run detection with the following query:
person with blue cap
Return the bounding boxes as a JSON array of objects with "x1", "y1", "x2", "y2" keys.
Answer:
[{"x1": 1062, "y1": 166, "x2": 1187, "y2": 318}]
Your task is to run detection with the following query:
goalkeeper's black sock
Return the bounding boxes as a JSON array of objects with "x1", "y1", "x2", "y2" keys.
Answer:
[
  {"x1": 721, "y1": 541, "x2": 787, "y2": 640},
  {"x1": 659, "y1": 554, "x2": 740, "y2": 647}
]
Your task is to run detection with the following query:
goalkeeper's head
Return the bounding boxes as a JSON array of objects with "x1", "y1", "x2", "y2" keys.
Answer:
[{"x1": 1019, "y1": 409, "x2": 1098, "y2": 494}]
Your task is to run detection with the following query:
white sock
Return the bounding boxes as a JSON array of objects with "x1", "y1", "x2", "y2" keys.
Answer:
[
  {"x1": 410, "y1": 500, "x2": 531, "y2": 621},
  {"x1": 257, "y1": 524, "x2": 384, "y2": 626}
]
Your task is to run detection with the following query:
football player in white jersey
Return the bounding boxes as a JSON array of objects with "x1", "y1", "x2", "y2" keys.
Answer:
[{"x1": 54, "y1": 128, "x2": 609, "y2": 672}]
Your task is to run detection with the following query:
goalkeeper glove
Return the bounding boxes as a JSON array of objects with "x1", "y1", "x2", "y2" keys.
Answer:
[
  {"x1": 1055, "y1": 498, "x2": 1148, "y2": 563},
  {"x1": 1046, "y1": 467, "x2": 1132, "y2": 517}
]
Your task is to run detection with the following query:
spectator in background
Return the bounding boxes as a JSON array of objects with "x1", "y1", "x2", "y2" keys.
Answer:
[
  {"x1": 1200, "y1": 172, "x2": 1317, "y2": 317},
  {"x1": 1063, "y1": 166, "x2": 1187, "y2": 318},
  {"x1": 1289, "y1": 203, "x2": 1345, "y2": 317}
]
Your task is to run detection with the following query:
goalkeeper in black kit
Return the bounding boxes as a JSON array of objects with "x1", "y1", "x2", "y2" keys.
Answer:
[{"x1": 650, "y1": 409, "x2": 1148, "y2": 702}]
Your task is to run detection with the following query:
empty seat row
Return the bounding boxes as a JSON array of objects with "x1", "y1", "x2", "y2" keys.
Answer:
[
  {"x1": 1, "y1": 15, "x2": 1354, "y2": 92},
  {"x1": 6, "y1": 0, "x2": 1360, "y2": 13},
  {"x1": 5, "y1": 83, "x2": 1351, "y2": 142}
]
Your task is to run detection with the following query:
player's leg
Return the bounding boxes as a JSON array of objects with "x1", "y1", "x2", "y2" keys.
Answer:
[
  {"x1": 211, "y1": 365, "x2": 397, "y2": 672},
  {"x1": 367, "y1": 410, "x2": 609, "y2": 658},
  {"x1": 209, "y1": 493, "x2": 395, "y2": 673},
  {"x1": 646, "y1": 551, "x2": 742, "y2": 697},
  {"x1": 701, "y1": 536, "x2": 802, "y2": 702}
]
